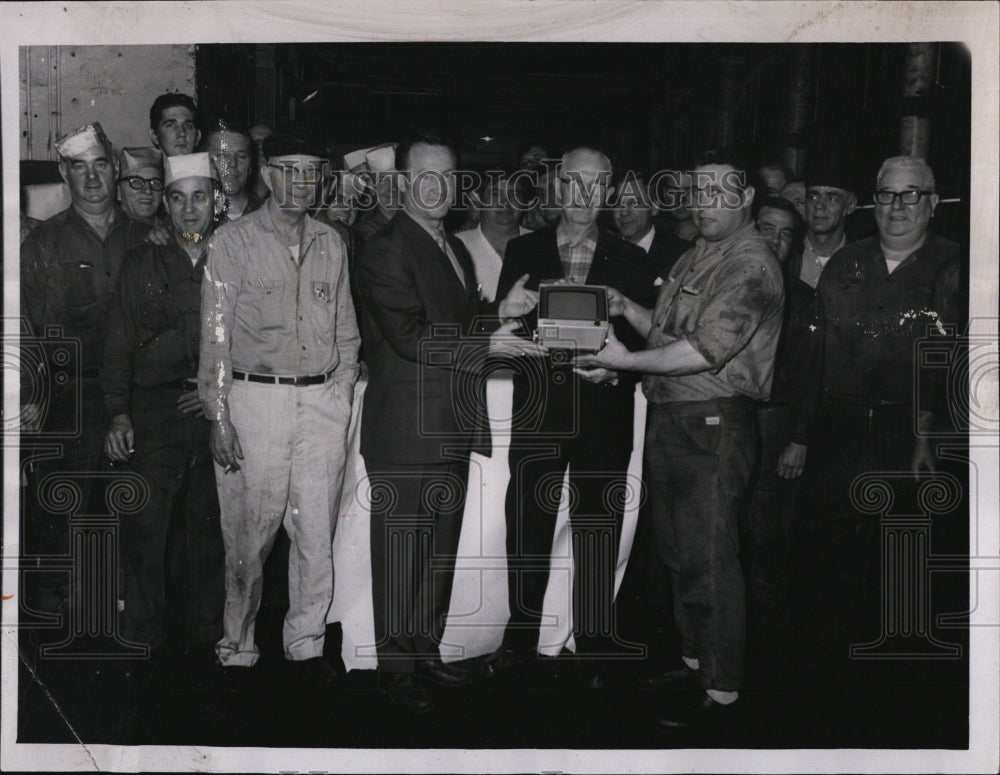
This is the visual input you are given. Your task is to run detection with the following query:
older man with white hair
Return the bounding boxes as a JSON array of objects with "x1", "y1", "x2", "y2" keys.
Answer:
[{"x1": 803, "y1": 155, "x2": 961, "y2": 657}]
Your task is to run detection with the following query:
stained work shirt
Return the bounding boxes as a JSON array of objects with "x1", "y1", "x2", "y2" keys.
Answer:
[
  {"x1": 101, "y1": 235, "x2": 208, "y2": 417},
  {"x1": 817, "y1": 232, "x2": 960, "y2": 409},
  {"x1": 198, "y1": 204, "x2": 360, "y2": 421},
  {"x1": 642, "y1": 222, "x2": 785, "y2": 404}
]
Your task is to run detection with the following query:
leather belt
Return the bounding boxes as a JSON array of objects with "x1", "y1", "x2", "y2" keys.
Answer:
[
  {"x1": 824, "y1": 389, "x2": 904, "y2": 407},
  {"x1": 232, "y1": 369, "x2": 333, "y2": 387},
  {"x1": 649, "y1": 395, "x2": 751, "y2": 417}
]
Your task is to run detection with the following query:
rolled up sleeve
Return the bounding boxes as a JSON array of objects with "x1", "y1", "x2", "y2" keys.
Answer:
[{"x1": 198, "y1": 235, "x2": 240, "y2": 421}]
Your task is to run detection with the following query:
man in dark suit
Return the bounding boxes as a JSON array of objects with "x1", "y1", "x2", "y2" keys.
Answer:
[
  {"x1": 613, "y1": 170, "x2": 692, "y2": 284},
  {"x1": 485, "y1": 147, "x2": 658, "y2": 688},
  {"x1": 356, "y1": 135, "x2": 538, "y2": 713}
]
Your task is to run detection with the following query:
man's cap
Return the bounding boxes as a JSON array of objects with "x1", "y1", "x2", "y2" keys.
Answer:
[
  {"x1": 164, "y1": 152, "x2": 215, "y2": 187},
  {"x1": 343, "y1": 147, "x2": 371, "y2": 173},
  {"x1": 119, "y1": 147, "x2": 163, "y2": 179},
  {"x1": 55, "y1": 122, "x2": 111, "y2": 160},
  {"x1": 805, "y1": 152, "x2": 857, "y2": 195},
  {"x1": 365, "y1": 144, "x2": 397, "y2": 172},
  {"x1": 262, "y1": 134, "x2": 325, "y2": 162}
]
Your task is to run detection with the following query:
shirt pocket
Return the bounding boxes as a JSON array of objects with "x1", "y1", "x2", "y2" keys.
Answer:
[
  {"x1": 50, "y1": 258, "x2": 99, "y2": 310},
  {"x1": 243, "y1": 280, "x2": 285, "y2": 332}
]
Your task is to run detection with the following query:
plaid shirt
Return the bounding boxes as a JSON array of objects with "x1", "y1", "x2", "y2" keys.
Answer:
[{"x1": 556, "y1": 221, "x2": 598, "y2": 283}]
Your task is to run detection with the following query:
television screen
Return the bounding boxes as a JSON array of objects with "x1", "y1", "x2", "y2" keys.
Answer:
[{"x1": 545, "y1": 289, "x2": 599, "y2": 320}]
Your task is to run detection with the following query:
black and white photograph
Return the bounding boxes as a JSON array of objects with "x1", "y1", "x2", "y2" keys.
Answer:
[{"x1": 1, "y1": 2, "x2": 997, "y2": 773}]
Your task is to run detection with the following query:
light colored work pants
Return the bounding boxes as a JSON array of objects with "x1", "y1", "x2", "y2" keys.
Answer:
[{"x1": 215, "y1": 378, "x2": 352, "y2": 666}]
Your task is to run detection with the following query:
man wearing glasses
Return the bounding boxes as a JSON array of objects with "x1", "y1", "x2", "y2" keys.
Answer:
[
  {"x1": 803, "y1": 155, "x2": 961, "y2": 661},
  {"x1": 487, "y1": 147, "x2": 656, "y2": 689},
  {"x1": 117, "y1": 146, "x2": 165, "y2": 227},
  {"x1": 199, "y1": 134, "x2": 359, "y2": 690}
]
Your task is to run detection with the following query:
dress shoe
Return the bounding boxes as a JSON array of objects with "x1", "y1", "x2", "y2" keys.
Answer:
[
  {"x1": 294, "y1": 656, "x2": 340, "y2": 689},
  {"x1": 415, "y1": 658, "x2": 474, "y2": 687},
  {"x1": 574, "y1": 661, "x2": 608, "y2": 690},
  {"x1": 636, "y1": 662, "x2": 699, "y2": 689},
  {"x1": 481, "y1": 647, "x2": 526, "y2": 679},
  {"x1": 655, "y1": 693, "x2": 738, "y2": 730},
  {"x1": 378, "y1": 671, "x2": 435, "y2": 714}
]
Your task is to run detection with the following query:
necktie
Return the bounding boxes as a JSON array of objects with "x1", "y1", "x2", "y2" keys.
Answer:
[{"x1": 435, "y1": 230, "x2": 466, "y2": 289}]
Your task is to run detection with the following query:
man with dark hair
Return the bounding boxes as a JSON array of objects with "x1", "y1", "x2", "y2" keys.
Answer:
[
  {"x1": 613, "y1": 170, "x2": 692, "y2": 284},
  {"x1": 755, "y1": 161, "x2": 793, "y2": 198},
  {"x1": 149, "y1": 92, "x2": 201, "y2": 157},
  {"x1": 199, "y1": 134, "x2": 358, "y2": 689},
  {"x1": 576, "y1": 149, "x2": 784, "y2": 727},
  {"x1": 745, "y1": 196, "x2": 822, "y2": 648},
  {"x1": 102, "y1": 152, "x2": 225, "y2": 666},
  {"x1": 205, "y1": 119, "x2": 264, "y2": 221},
  {"x1": 794, "y1": 156, "x2": 857, "y2": 289},
  {"x1": 486, "y1": 147, "x2": 657, "y2": 690},
  {"x1": 357, "y1": 134, "x2": 539, "y2": 713},
  {"x1": 20, "y1": 122, "x2": 142, "y2": 614}
]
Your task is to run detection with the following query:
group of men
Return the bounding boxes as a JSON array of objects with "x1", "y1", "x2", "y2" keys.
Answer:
[{"x1": 19, "y1": 89, "x2": 961, "y2": 731}]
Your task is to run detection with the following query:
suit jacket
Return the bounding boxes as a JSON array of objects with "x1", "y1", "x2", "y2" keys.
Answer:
[
  {"x1": 646, "y1": 226, "x2": 692, "y2": 283},
  {"x1": 496, "y1": 225, "x2": 657, "y2": 457},
  {"x1": 356, "y1": 211, "x2": 489, "y2": 464}
]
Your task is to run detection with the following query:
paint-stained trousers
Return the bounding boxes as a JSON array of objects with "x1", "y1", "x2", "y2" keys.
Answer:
[
  {"x1": 645, "y1": 397, "x2": 756, "y2": 692},
  {"x1": 215, "y1": 378, "x2": 352, "y2": 666}
]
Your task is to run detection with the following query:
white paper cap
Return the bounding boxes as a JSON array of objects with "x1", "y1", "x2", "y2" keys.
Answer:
[
  {"x1": 54, "y1": 123, "x2": 111, "y2": 159},
  {"x1": 164, "y1": 152, "x2": 215, "y2": 187},
  {"x1": 365, "y1": 144, "x2": 396, "y2": 172},
  {"x1": 343, "y1": 147, "x2": 371, "y2": 173}
]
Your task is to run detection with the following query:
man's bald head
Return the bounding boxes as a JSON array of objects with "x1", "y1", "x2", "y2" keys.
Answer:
[{"x1": 556, "y1": 147, "x2": 613, "y2": 226}]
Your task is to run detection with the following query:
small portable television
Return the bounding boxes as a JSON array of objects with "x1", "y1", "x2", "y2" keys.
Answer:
[{"x1": 533, "y1": 283, "x2": 610, "y2": 352}]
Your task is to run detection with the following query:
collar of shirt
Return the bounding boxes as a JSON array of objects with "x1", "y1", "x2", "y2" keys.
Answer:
[
  {"x1": 693, "y1": 219, "x2": 762, "y2": 261},
  {"x1": 803, "y1": 234, "x2": 846, "y2": 261},
  {"x1": 635, "y1": 225, "x2": 656, "y2": 254},
  {"x1": 68, "y1": 203, "x2": 127, "y2": 239},
  {"x1": 411, "y1": 214, "x2": 448, "y2": 247},
  {"x1": 255, "y1": 200, "x2": 325, "y2": 241},
  {"x1": 556, "y1": 221, "x2": 598, "y2": 251}
]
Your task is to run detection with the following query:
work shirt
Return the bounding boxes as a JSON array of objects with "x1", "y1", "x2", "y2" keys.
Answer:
[
  {"x1": 818, "y1": 232, "x2": 960, "y2": 409},
  {"x1": 21, "y1": 206, "x2": 139, "y2": 373},
  {"x1": 643, "y1": 221, "x2": 785, "y2": 404},
  {"x1": 101, "y1": 233, "x2": 208, "y2": 418},
  {"x1": 198, "y1": 204, "x2": 360, "y2": 421}
]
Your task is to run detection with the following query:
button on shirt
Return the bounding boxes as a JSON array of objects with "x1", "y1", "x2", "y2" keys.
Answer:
[
  {"x1": 643, "y1": 222, "x2": 785, "y2": 404},
  {"x1": 102, "y1": 236, "x2": 208, "y2": 417},
  {"x1": 556, "y1": 222, "x2": 598, "y2": 283},
  {"x1": 198, "y1": 205, "x2": 360, "y2": 421}
]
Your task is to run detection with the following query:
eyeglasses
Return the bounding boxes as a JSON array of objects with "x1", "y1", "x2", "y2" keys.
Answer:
[
  {"x1": 873, "y1": 189, "x2": 933, "y2": 206},
  {"x1": 121, "y1": 176, "x2": 164, "y2": 191}
]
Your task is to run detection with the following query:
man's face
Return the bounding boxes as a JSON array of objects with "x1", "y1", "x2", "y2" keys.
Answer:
[
  {"x1": 759, "y1": 166, "x2": 788, "y2": 197},
  {"x1": 873, "y1": 166, "x2": 938, "y2": 247},
  {"x1": 805, "y1": 186, "x2": 855, "y2": 237},
  {"x1": 118, "y1": 172, "x2": 163, "y2": 221},
  {"x1": 555, "y1": 150, "x2": 612, "y2": 227},
  {"x1": 59, "y1": 145, "x2": 116, "y2": 210},
  {"x1": 402, "y1": 143, "x2": 456, "y2": 221},
  {"x1": 208, "y1": 131, "x2": 252, "y2": 197},
  {"x1": 780, "y1": 181, "x2": 806, "y2": 219},
  {"x1": 165, "y1": 176, "x2": 214, "y2": 237},
  {"x1": 479, "y1": 178, "x2": 521, "y2": 230},
  {"x1": 265, "y1": 155, "x2": 325, "y2": 214},
  {"x1": 665, "y1": 172, "x2": 692, "y2": 222},
  {"x1": 690, "y1": 164, "x2": 753, "y2": 242},
  {"x1": 152, "y1": 106, "x2": 200, "y2": 157},
  {"x1": 612, "y1": 184, "x2": 655, "y2": 243},
  {"x1": 756, "y1": 206, "x2": 797, "y2": 264}
]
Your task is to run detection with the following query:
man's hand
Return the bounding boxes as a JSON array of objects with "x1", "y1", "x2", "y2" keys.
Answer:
[
  {"x1": 572, "y1": 366, "x2": 620, "y2": 386},
  {"x1": 210, "y1": 418, "x2": 244, "y2": 472},
  {"x1": 606, "y1": 287, "x2": 627, "y2": 317},
  {"x1": 104, "y1": 414, "x2": 135, "y2": 463},
  {"x1": 776, "y1": 442, "x2": 807, "y2": 480},
  {"x1": 498, "y1": 273, "x2": 538, "y2": 320},
  {"x1": 177, "y1": 389, "x2": 205, "y2": 418},
  {"x1": 489, "y1": 320, "x2": 546, "y2": 358},
  {"x1": 145, "y1": 223, "x2": 170, "y2": 246},
  {"x1": 572, "y1": 326, "x2": 632, "y2": 371}
]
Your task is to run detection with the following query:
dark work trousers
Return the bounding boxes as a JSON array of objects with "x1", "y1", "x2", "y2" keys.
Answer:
[
  {"x1": 22, "y1": 375, "x2": 109, "y2": 613},
  {"x1": 798, "y1": 396, "x2": 915, "y2": 645},
  {"x1": 365, "y1": 458, "x2": 469, "y2": 673},
  {"x1": 645, "y1": 397, "x2": 755, "y2": 692},
  {"x1": 120, "y1": 387, "x2": 224, "y2": 651},
  {"x1": 743, "y1": 404, "x2": 800, "y2": 645},
  {"x1": 501, "y1": 374, "x2": 634, "y2": 658}
]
